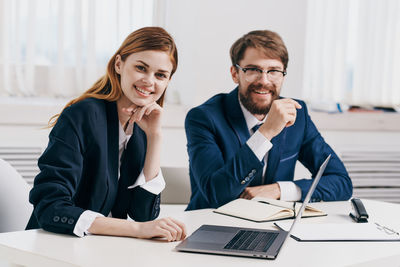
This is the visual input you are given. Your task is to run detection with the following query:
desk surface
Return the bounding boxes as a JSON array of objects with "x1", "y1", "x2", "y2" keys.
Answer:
[{"x1": 1, "y1": 199, "x2": 400, "y2": 267}]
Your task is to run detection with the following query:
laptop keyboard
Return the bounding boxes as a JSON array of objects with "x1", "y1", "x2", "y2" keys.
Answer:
[{"x1": 224, "y1": 230, "x2": 278, "y2": 252}]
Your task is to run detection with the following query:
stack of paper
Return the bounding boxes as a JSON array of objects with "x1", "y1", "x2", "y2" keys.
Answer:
[{"x1": 275, "y1": 222, "x2": 400, "y2": 241}]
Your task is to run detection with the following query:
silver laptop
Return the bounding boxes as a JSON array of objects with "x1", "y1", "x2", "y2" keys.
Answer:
[{"x1": 176, "y1": 154, "x2": 331, "y2": 259}]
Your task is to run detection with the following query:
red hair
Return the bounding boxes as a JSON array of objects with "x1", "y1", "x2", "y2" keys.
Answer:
[{"x1": 49, "y1": 26, "x2": 178, "y2": 127}]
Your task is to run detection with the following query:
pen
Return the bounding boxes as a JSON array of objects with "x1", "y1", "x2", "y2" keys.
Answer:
[
  {"x1": 257, "y1": 200, "x2": 297, "y2": 215},
  {"x1": 375, "y1": 222, "x2": 400, "y2": 235}
]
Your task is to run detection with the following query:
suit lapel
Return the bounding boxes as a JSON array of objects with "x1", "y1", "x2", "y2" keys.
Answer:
[
  {"x1": 105, "y1": 101, "x2": 146, "y2": 185},
  {"x1": 112, "y1": 123, "x2": 146, "y2": 218},
  {"x1": 223, "y1": 88, "x2": 287, "y2": 184},
  {"x1": 105, "y1": 101, "x2": 119, "y2": 182},
  {"x1": 224, "y1": 87, "x2": 250, "y2": 146},
  {"x1": 265, "y1": 128, "x2": 287, "y2": 184},
  {"x1": 122, "y1": 123, "x2": 146, "y2": 180}
]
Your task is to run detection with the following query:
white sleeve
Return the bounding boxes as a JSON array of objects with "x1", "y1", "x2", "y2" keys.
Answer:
[
  {"x1": 278, "y1": 181, "x2": 302, "y2": 201},
  {"x1": 73, "y1": 210, "x2": 105, "y2": 237},
  {"x1": 127, "y1": 169, "x2": 166, "y2": 195},
  {"x1": 246, "y1": 130, "x2": 273, "y2": 161}
]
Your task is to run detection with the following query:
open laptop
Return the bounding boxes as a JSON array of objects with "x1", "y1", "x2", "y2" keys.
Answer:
[{"x1": 176, "y1": 154, "x2": 331, "y2": 259}]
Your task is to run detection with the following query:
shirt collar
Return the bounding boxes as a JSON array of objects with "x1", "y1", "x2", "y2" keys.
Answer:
[{"x1": 118, "y1": 122, "x2": 132, "y2": 149}]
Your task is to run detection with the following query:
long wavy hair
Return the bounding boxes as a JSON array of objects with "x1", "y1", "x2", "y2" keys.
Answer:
[{"x1": 49, "y1": 26, "x2": 178, "y2": 127}]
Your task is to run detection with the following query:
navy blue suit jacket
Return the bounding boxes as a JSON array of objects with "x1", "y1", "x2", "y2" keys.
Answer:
[
  {"x1": 26, "y1": 98, "x2": 160, "y2": 235},
  {"x1": 185, "y1": 88, "x2": 352, "y2": 210}
]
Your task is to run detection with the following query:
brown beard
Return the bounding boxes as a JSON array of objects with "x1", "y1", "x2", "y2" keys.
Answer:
[{"x1": 239, "y1": 83, "x2": 279, "y2": 115}]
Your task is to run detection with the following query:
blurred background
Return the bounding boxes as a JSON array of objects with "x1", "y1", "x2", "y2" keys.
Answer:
[{"x1": 0, "y1": 0, "x2": 399, "y2": 203}]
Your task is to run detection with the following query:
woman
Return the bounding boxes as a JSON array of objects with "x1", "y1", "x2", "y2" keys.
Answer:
[{"x1": 26, "y1": 27, "x2": 186, "y2": 242}]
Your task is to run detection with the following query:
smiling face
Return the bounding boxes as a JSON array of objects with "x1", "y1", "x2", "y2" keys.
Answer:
[
  {"x1": 115, "y1": 50, "x2": 173, "y2": 107},
  {"x1": 231, "y1": 47, "x2": 285, "y2": 118}
]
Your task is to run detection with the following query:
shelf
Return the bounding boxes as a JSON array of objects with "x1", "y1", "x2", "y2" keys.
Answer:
[{"x1": 310, "y1": 112, "x2": 400, "y2": 132}]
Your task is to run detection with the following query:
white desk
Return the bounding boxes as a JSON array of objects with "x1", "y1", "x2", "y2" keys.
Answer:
[{"x1": 1, "y1": 199, "x2": 399, "y2": 267}]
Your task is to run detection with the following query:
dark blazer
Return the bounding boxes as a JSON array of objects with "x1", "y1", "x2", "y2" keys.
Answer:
[
  {"x1": 26, "y1": 98, "x2": 160, "y2": 235},
  {"x1": 185, "y1": 87, "x2": 352, "y2": 210}
]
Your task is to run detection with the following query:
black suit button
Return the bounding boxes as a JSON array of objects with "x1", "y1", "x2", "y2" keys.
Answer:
[
  {"x1": 53, "y1": 216, "x2": 60, "y2": 222},
  {"x1": 67, "y1": 218, "x2": 75, "y2": 225},
  {"x1": 61, "y1": 217, "x2": 68, "y2": 223}
]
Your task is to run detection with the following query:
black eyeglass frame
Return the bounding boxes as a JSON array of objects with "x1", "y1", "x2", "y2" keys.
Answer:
[{"x1": 235, "y1": 64, "x2": 287, "y2": 77}]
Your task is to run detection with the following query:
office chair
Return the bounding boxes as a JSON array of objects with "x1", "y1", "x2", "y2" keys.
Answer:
[
  {"x1": 0, "y1": 158, "x2": 33, "y2": 232},
  {"x1": 160, "y1": 166, "x2": 191, "y2": 204}
]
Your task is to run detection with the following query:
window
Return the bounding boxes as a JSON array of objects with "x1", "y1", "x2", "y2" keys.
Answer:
[
  {"x1": 0, "y1": 0, "x2": 154, "y2": 98},
  {"x1": 302, "y1": 0, "x2": 400, "y2": 109}
]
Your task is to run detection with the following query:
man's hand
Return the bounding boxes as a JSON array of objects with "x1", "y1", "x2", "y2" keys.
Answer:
[
  {"x1": 239, "y1": 183, "x2": 281, "y2": 200},
  {"x1": 259, "y1": 98, "x2": 302, "y2": 140}
]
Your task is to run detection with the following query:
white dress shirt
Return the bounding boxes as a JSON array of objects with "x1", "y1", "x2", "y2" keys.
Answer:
[
  {"x1": 73, "y1": 122, "x2": 165, "y2": 237},
  {"x1": 239, "y1": 99, "x2": 301, "y2": 202}
]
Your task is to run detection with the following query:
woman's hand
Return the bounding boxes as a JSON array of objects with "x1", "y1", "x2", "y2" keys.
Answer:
[
  {"x1": 134, "y1": 217, "x2": 187, "y2": 242},
  {"x1": 88, "y1": 216, "x2": 186, "y2": 241},
  {"x1": 122, "y1": 102, "x2": 163, "y2": 136},
  {"x1": 121, "y1": 102, "x2": 163, "y2": 182}
]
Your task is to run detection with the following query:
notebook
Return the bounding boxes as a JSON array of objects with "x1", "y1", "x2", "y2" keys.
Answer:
[
  {"x1": 175, "y1": 154, "x2": 331, "y2": 259},
  {"x1": 213, "y1": 197, "x2": 326, "y2": 222}
]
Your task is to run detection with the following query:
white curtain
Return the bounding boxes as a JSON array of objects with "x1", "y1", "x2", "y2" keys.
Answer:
[
  {"x1": 0, "y1": 0, "x2": 154, "y2": 98},
  {"x1": 303, "y1": 0, "x2": 400, "y2": 108}
]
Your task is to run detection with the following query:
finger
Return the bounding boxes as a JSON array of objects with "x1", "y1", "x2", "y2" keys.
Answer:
[
  {"x1": 157, "y1": 227, "x2": 173, "y2": 242},
  {"x1": 145, "y1": 103, "x2": 162, "y2": 116},
  {"x1": 177, "y1": 220, "x2": 187, "y2": 239},
  {"x1": 284, "y1": 106, "x2": 297, "y2": 116},
  {"x1": 246, "y1": 190, "x2": 254, "y2": 199},
  {"x1": 167, "y1": 218, "x2": 187, "y2": 240},
  {"x1": 122, "y1": 103, "x2": 138, "y2": 113},
  {"x1": 163, "y1": 218, "x2": 181, "y2": 241},
  {"x1": 130, "y1": 106, "x2": 145, "y2": 122},
  {"x1": 165, "y1": 219, "x2": 183, "y2": 241},
  {"x1": 289, "y1": 99, "x2": 302, "y2": 109},
  {"x1": 126, "y1": 107, "x2": 139, "y2": 123},
  {"x1": 281, "y1": 103, "x2": 297, "y2": 114},
  {"x1": 160, "y1": 221, "x2": 178, "y2": 241},
  {"x1": 136, "y1": 106, "x2": 148, "y2": 121},
  {"x1": 240, "y1": 189, "x2": 248, "y2": 199},
  {"x1": 281, "y1": 98, "x2": 302, "y2": 109},
  {"x1": 242, "y1": 190, "x2": 252, "y2": 199},
  {"x1": 121, "y1": 108, "x2": 134, "y2": 117},
  {"x1": 285, "y1": 116, "x2": 296, "y2": 127}
]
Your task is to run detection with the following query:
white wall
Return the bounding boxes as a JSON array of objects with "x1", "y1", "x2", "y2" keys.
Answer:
[
  {"x1": 2, "y1": 0, "x2": 399, "y2": 171},
  {"x1": 162, "y1": 0, "x2": 307, "y2": 107}
]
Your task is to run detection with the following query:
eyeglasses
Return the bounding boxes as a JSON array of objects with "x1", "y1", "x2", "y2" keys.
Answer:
[{"x1": 235, "y1": 64, "x2": 286, "y2": 83}]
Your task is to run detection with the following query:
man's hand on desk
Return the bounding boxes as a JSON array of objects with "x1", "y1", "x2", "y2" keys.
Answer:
[
  {"x1": 135, "y1": 217, "x2": 187, "y2": 242},
  {"x1": 240, "y1": 183, "x2": 281, "y2": 200}
]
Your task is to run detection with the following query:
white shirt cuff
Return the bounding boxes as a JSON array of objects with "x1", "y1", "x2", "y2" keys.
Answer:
[
  {"x1": 73, "y1": 210, "x2": 105, "y2": 237},
  {"x1": 278, "y1": 181, "x2": 302, "y2": 201},
  {"x1": 127, "y1": 169, "x2": 165, "y2": 195},
  {"x1": 247, "y1": 131, "x2": 273, "y2": 161}
]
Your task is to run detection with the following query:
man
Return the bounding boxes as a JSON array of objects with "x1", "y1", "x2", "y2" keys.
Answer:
[{"x1": 185, "y1": 30, "x2": 352, "y2": 210}]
